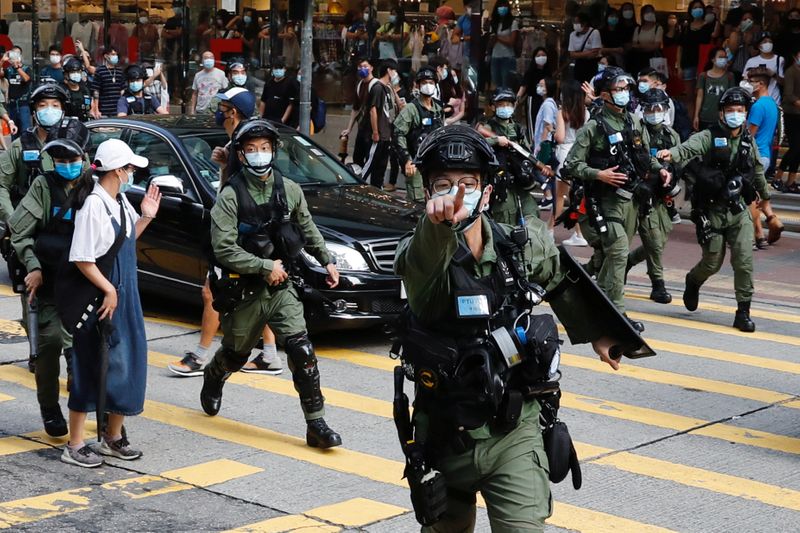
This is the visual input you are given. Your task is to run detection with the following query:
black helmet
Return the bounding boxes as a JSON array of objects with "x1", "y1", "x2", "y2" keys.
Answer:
[
  {"x1": 232, "y1": 119, "x2": 281, "y2": 150},
  {"x1": 30, "y1": 84, "x2": 69, "y2": 106},
  {"x1": 125, "y1": 64, "x2": 146, "y2": 81},
  {"x1": 43, "y1": 117, "x2": 89, "y2": 159},
  {"x1": 719, "y1": 87, "x2": 752, "y2": 110},
  {"x1": 414, "y1": 125, "x2": 499, "y2": 183},
  {"x1": 415, "y1": 66, "x2": 437, "y2": 83},
  {"x1": 594, "y1": 66, "x2": 634, "y2": 95},
  {"x1": 492, "y1": 88, "x2": 516, "y2": 104},
  {"x1": 639, "y1": 88, "x2": 670, "y2": 109},
  {"x1": 63, "y1": 56, "x2": 83, "y2": 73}
]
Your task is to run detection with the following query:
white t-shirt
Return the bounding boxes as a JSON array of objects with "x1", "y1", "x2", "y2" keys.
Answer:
[
  {"x1": 568, "y1": 28, "x2": 602, "y2": 53},
  {"x1": 491, "y1": 19, "x2": 520, "y2": 58},
  {"x1": 70, "y1": 182, "x2": 139, "y2": 263},
  {"x1": 192, "y1": 68, "x2": 229, "y2": 112},
  {"x1": 744, "y1": 55, "x2": 785, "y2": 104}
]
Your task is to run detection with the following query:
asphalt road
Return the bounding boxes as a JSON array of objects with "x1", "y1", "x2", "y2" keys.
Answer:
[{"x1": 1, "y1": 217, "x2": 800, "y2": 532}]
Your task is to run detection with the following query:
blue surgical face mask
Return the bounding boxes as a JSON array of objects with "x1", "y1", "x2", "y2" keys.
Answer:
[
  {"x1": 724, "y1": 111, "x2": 747, "y2": 128},
  {"x1": 68, "y1": 72, "x2": 83, "y2": 83},
  {"x1": 129, "y1": 80, "x2": 143, "y2": 93},
  {"x1": 612, "y1": 90, "x2": 630, "y2": 107},
  {"x1": 357, "y1": 66, "x2": 370, "y2": 78},
  {"x1": 434, "y1": 186, "x2": 483, "y2": 215},
  {"x1": 203, "y1": 58, "x2": 216, "y2": 69},
  {"x1": 691, "y1": 8, "x2": 704, "y2": 19},
  {"x1": 608, "y1": 16, "x2": 619, "y2": 26},
  {"x1": 389, "y1": 15, "x2": 397, "y2": 24},
  {"x1": 496, "y1": 106, "x2": 514, "y2": 119},
  {"x1": 644, "y1": 111, "x2": 665, "y2": 125},
  {"x1": 497, "y1": 6, "x2": 509, "y2": 16},
  {"x1": 245, "y1": 151, "x2": 274, "y2": 176},
  {"x1": 36, "y1": 106, "x2": 64, "y2": 127},
  {"x1": 273, "y1": 68, "x2": 286, "y2": 79},
  {"x1": 243, "y1": 15, "x2": 252, "y2": 24},
  {"x1": 119, "y1": 170, "x2": 134, "y2": 193},
  {"x1": 54, "y1": 161, "x2": 83, "y2": 181},
  {"x1": 598, "y1": 63, "x2": 607, "y2": 73},
  {"x1": 107, "y1": 55, "x2": 119, "y2": 65},
  {"x1": 232, "y1": 73, "x2": 247, "y2": 86},
  {"x1": 714, "y1": 57, "x2": 728, "y2": 69},
  {"x1": 638, "y1": 81, "x2": 650, "y2": 94}
]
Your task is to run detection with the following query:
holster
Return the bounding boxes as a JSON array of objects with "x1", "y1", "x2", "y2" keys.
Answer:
[
  {"x1": 540, "y1": 391, "x2": 582, "y2": 490},
  {"x1": 208, "y1": 269, "x2": 262, "y2": 314}
]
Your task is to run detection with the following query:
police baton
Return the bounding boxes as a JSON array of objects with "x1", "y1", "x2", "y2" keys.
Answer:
[{"x1": 26, "y1": 294, "x2": 40, "y2": 363}]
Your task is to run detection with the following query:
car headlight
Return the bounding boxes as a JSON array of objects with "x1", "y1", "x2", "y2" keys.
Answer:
[{"x1": 302, "y1": 242, "x2": 370, "y2": 271}]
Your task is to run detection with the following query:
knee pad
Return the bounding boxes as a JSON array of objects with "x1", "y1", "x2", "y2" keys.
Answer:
[{"x1": 285, "y1": 332, "x2": 316, "y2": 368}]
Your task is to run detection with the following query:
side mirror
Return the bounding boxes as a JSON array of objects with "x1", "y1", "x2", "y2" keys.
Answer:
[{"x1": 150, "y1": 174, "x2": 185, "y2": 196}]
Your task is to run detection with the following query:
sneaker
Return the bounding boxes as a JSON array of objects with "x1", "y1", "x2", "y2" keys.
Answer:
[
  {"x1": 539, "y1": 196, "x2": 553, "y2": 210},
  {"x1": 168, "y1": 352, "x2": 206, "y2": 377},
  {"x1": 671, "y1": 212, "x2": 682, "y2": 224},
  {"x1": 241, "y1": 352, "x2": 283, "y2": 375},
  {"x1": 562, "y1": 232, "x2": 588, "y2": 247},
  {"x1": 95, "y1": 436, "x2": 143, "y2": 460},
  {"x1": 61, "y1": 444, "x2": 103, "y2": 468}
]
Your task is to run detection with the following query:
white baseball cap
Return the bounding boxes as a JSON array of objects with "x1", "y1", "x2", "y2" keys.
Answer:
[{"x1": 93, "y1": 139, "x2": 149, "y2": 171}]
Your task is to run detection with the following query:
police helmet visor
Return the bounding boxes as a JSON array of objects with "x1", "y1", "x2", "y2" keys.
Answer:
[
  {"x1": 43, "y1": 139, "x2": 84, "y2": 159},
  {"x1": 233, "y1": 120, "x2": 281, "y2": 150},
  {"x1": 416, "y1": 68, "x2": 437, "y2": 82}
]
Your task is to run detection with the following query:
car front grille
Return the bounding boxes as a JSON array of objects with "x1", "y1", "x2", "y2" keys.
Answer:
[
  {"x1": 369, "y1": 298, "x2": 406, "y2": 315},
  {"x1": 361, "y1": 237, "x2": 401, "y2": 274}
]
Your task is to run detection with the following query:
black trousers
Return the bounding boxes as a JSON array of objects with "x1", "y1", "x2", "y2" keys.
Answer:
[
  {"x1": 356, "y1": 138, "x2": 391, "y2": 188},
  {"x1": 780, "y1": 114, "x2": 800, "y2": 174}
]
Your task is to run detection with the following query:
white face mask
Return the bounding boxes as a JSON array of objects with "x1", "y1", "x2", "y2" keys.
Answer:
[
  {"x1": 68, "y1": 72, "x2": 83, "y2": 83},
  {"x1": 534, "y1": 55, "x2": 548, "y2": 66},
  {"x1": 419, "y1": 83, "x2": 436, "y2": 96},
  {"x1": 535, "y1": 85, "x2": 547, "y2": 97},
  {"x1": 573, "y1": 23, "x2": 583, "y2": 32},
  {"x1": 760, "y1": 42, "x2": 773, "y2": 54},
  {"x1": 50, "y1": 54, "x2": 61, "y2": 65},
  {"x1": 739, "y1": 80, "x2": 754, "y2": 94},
  {"x1": 644, "y1": 111, "x2": 665, "y2": 125},
  {"x1": 244, "y1": 151, "x2": 274, "y2": 176},
  {"x1": 643, "y1": 13, "x2": 656, "y2": 23}
]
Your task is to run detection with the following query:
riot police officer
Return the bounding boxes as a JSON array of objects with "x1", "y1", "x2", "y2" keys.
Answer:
[
  {"x1": 200, "y1": 119, "x2": 343, "y2": 448},
  {"x1": 393, "y1": 67, "x2": 445, "y2": 203},
  {"x1": 62, "y1": 57, "x2": 92, "y2": 122},
  {"x1": 658, "y1": 87, "x2": 774, "y2": 332},
  {"x1": 476, "y1": 88, "x2": 553, "y2": 226},
  {"x1": 0, "y1": 84, "x2": 69, "y2": 224},
  {"x1": 393, "y1": 124, "x2": 645, "y2": 532},
  {"x1": 627, "y1": 89, "x2": 681, "y2": 304},
  {"x1": 564, "y1": 67, "x2": 671, "y2": 329},
  {"x1": 8, "y1": 118, "x2": 90, "y2": 436},
  {"x1": 117, "y1": 64, "x2": 167, "y2": 116}
]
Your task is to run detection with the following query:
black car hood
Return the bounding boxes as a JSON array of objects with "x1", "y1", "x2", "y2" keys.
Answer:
[{"x1": 303, "y1": 184, "x2": 420, "y2": 241}]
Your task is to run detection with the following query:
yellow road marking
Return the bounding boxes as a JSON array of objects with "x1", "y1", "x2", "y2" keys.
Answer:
[
  {"x1": 626, "y1": 290, "x2": 800, "y2": 325},
  {"x1": 152, "y1": 351, "x2": 800, "y2": 513},
  {"x1": 306, "y1": 497, "x2": 407, "y2": 527},
  {"x1": 0, "y1": 393, "x2": 13, "y2": 402},
  {"x1": 226, "y1": 515, "x2": 339, "y2": 533},
  {"x1": 0, "y1": 319, "x2": 25, "y2": 336},
  {"x1": 0, "y1": 365, "x2": 674, "y2": 533},
  {"x1": 629, "y1": 310, "x2": 800, "y2": 347},
  {"x1": 647, "y1": 338, "x2": 800, "y2": 375},
  {"x1": 0, "y1": 436, "x2": 48, "y2": 457},
  {"x1": 0, "y1": 457, "x2": 261, "y2": 528},
  {"x1": 0, "y1": 285, "x2": 14, "y2": 297}
]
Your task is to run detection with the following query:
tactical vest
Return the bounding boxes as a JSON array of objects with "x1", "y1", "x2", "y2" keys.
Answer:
[
  {"x1": 689, "y1": 124, "x2": 756, "y2": 206},
  {"x1": 32, "y1": 172, "x2": 75, "y2": 297},
  {"x1": 122, "y1": 92, "x2": 156, "y2": 115},
  {"x1": 644, "y1": 124, "x2": 674, "y2": 153},
  {"x1": 407, "y1": 99, "x2": 444, "y2": 158},
  {"x1": 14, "y1": 130, "x2": 45, "y2": 206},
  {"x1": 487, "y1": 118, "x2": 536, "y2": 205},
  {"x1": 396, "y1": 221, "x2": 560, "y2": 436},
  {"x1": 64, "y1": 83, "x2": 92, "y2": 121},
  {"x1": 586, "y1": 113, "x2": 651, "y2": 194}
]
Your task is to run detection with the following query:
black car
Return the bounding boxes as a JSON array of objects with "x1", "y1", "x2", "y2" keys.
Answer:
[{"x1": 86, "y1": 116, "x2": 419, "y2": 331}]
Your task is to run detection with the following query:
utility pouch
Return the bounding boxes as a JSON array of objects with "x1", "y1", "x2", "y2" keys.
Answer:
[
  {"x1": 7, "y1": 249, "x2": 27, "y2": 293},
  {"x1": 408, "y1": 465, "x2": 448, "y2": 526},
  {"x1": 272, "y1": 218, "x2": 306, "y2": 260},
  {"x1": 691, "y1": 210, "x2": 713, "y2": 246},
  {"x1": 209, "y1": 268, "x2": 259, "y2": 314},
  {"x1": 540, "y1": 392, "x2": 582, "y2": 490}
]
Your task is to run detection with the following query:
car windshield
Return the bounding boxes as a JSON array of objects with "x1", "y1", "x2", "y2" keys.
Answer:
[{"x1": 179, "y1": 131, "x2": 360, "y2": 192}]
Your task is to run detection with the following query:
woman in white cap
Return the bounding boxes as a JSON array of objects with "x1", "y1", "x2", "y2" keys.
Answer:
[{"x1": 61, "y1": 139, "x2": 161, "y2": 468}]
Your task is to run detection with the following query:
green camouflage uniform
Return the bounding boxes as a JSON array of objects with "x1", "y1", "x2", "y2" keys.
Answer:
[
  {"x1": 668, "y1": 126, "x2": 769, "y2": 303},
  {"x1": 480, "y1": 117, "x2": 541, "y2": 224},
  {"x1": 395, "y1": 214, "x2": 601, "y2": 533},
  {"x1": 0, "y1": 130, "x2": 53, "y2": 223},
  {"x1": 393, "y1": 98, "x2": 444, "y2": 203},
  {"x1": 564, "y1": 105, "x2": 665, "y2": 312}
]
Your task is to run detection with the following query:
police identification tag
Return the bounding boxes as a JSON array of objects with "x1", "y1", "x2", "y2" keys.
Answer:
[
  {"x1": 608, "y1": 132, "x2": 623, "y2": 144},
  {"x1": 84, "y1": 97, "x2": 91, "y2": 105},
  {"x1": 455, "y1": 293, "x2": 490, "y2": 318},
  {"x1": 714, "y1": 137, "x2": 728, "y2": 148},
  {"x1": 650, "y1": 148, "x2": 657, "y2": 157},
  {"x1": 422, "y1": 117, "x2": 432, "y2": 126},
  {"x1": 22, "y1": 150, "x2": 40, "y2": 162}
]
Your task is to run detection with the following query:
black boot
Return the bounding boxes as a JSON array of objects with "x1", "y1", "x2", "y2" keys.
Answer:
[
  {"x1": 41, "y1": 404, "x2": 67, "y2": 437},
  {"x1": 306, "y1": 418, "x2": 342, "y2": 449},
  {"x1": 733, "y1": 301, "x2": 756, "y2": 332},
  {"x1": 650, "y1": 279, "x2": 672, "y2": 304},
  {"x1": 683, "y1": 274, "x2": 700, "y2": 311},
  {"x1": 624, "y1": 313, "x2": 645, "y2": 332},
  {"x1": 200, "y1": 356, "x2": 231, "y2": 416}
]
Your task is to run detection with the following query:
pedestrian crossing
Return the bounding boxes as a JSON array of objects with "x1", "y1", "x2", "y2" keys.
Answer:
[{"x1": 1, "y1": 294, "x2": 800, "y2": 530}]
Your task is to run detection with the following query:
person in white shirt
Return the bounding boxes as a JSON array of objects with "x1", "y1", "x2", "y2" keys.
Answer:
[
  {"x1": 569, "y1": 13, "x2": 603, "y2": 82},
  {"x1": 744, "y1": 32, "x2": 785, "y2": 105},
  {"x1": 61, "y1": 139, "x2": 161, "y2": 468},
  {"x1": 190, "y1": 51, "x2": 229, "y2": 114}
]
